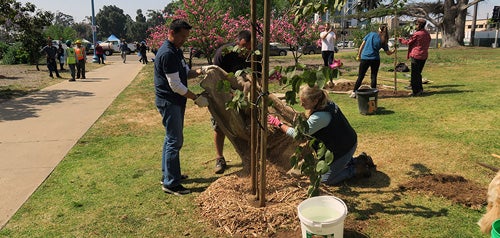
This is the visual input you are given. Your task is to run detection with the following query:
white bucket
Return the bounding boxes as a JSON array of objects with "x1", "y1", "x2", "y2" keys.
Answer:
[{"x1": 297, "y1": 196, "x2": 348, "y2": 238}]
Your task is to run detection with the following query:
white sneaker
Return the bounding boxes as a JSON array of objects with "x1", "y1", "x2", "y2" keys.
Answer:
[{"x1": 349, "y1": 92, "x2": 356, "y2": 98}]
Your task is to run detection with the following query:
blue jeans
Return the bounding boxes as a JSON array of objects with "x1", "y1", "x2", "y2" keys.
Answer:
[
  {"x1": 157, "y1": 102, "x2": 185, "y2": 188},
  {"x1": 321, "y1": 143, "x2": 357, "y2": 185}
]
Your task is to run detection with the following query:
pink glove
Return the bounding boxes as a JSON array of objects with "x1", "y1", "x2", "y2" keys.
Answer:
[{"x1": 267, "y1": 115, "x2": 282, "y2": 127}]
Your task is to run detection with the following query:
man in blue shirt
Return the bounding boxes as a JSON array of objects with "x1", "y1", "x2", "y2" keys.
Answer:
[
  {"x1": 154, "y1": 19, "x2": 208, "y2": 195},
  {"x1": 351, "y1": 25, "x2": 395, "y2": 98}
]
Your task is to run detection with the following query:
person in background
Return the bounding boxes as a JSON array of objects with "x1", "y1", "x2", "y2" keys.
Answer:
[
  {"x1": 40, "y1": 39, "x2": 61, "y2": 78},
  {"x1": 154, "y1": 19, "x2": 209, "y2": 195},
  {"x1": 320, "y1": 23, "x2": 336, "y2": 67},
  {"x1": 351, "y1": 25, "x2": 395, "y2": 98},
  {"x1": 398, "y1": 18, "x2": 431, "y2": 96},
  {"x1": 57, "y1": 42, "x2": 65, "y2": 71},
  {"x1": 268, "y1": 85, "x2": 373, "y2": 185},
  {"x1": 139, "y1": 41, "x2": 148, "y2": 64},
  {"x1": 74, "y1": 40, "x2": 86, "y2": 79},
  {"x1": 95, "y1": 43, "x2": 105, "y2": 64},
  {"x1": 119, "y1": 39, "x2": 128, "y2": 63},
  {"x1": 64, "y1": 40, "x2": 77, "y2": 82}
]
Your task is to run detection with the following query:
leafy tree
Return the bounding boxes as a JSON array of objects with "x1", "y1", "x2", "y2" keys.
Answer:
[
  {"x1": 54, "y1": 12, "x2": 74, "y2": 27},
  {"x1": 126, "y1": 9, "x2": 149, "y2": 42},
  {"x1": 72, "y1": 22, "x2": 92, "y2": 41},
  {"x1": 146, "y1": 10, "x2": 165, "y2": 27},
  {"x1": 44, "y1": 25, "x2": 77, "y2": 42},
  {"x1": 403, "y1": 0, "x2": 485, "y2": 47},
  {"x1": 0, "y1": 0, "x2": 52, "y2": 65},
  {"x1": 95, "y1": 5, "x2": 128, "y2": 40}
]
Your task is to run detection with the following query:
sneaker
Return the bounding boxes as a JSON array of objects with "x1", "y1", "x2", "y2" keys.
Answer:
[
  {"x1": 68, "y1": 79, "x2": 76, "y2": 82},
  {"x1": 214, "y1": 157, "x2": 227, "y2": 174},
  {"x1": 349, "y1": 92, "x2": 356, "y2": 98},
  {"x1": 162, "y1": 184, "x2": 191, "y2": 195},
  {"x1": 160, "y1": 174, "x2": 188, "y2": 185}
]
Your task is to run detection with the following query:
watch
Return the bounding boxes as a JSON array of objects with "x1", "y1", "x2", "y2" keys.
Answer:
[{"x1": 278, "y1": 123, "x2": 283, "y2": 128}]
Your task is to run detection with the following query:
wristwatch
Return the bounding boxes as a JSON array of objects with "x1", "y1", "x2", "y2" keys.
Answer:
[{"x1": 278, "y1": 123, "x2": 283, "y2": 128}]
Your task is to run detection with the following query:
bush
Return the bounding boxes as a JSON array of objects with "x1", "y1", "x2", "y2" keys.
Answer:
[
  {"x1": 2, "y1": 42, "x2": 29, "y2": 65},
  {"x1": 0, "y1": 41, "x2": 9, "y2": 60}
]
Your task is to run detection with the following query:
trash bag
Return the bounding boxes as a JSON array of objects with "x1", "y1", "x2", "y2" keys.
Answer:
[{"x1": 394, "y1": 62, "x2": 410, "y2": 72}]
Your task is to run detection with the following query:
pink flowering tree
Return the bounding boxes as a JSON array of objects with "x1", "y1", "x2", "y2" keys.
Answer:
[
  {"x1": 147, "y1": 24, "x2": 169, "y2": 51},
  {"x1": 270, "y1": 13, "x2": 318, "y2": 65}
]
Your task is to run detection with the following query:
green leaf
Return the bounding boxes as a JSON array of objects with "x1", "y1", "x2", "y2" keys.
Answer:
[
  {"x1": 316, "y1": 160, "x2": 330, "y2": 174},
  {"x1": 325, "y1": 150, "x2": 334, "y2": 165},
  {"x1": 316, "y1": 143, "x2": 327, "y2": 158},
  {"x1": 285, "y1": 91, "x2": 297, "y2": 105},
  {"x1": 303, "y1": 5, "x2": 311, "y2": 15}
]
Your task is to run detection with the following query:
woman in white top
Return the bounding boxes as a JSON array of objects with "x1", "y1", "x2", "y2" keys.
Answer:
[{"x1": 320, "y1": 23, "x2": 336, "y2": 67}]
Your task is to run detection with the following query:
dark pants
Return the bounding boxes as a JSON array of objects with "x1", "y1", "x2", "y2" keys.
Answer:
[
  {"x1": 68, "y1": 64, "x2": 76, "y2": 80},
  {"x1": 410, "y1": 57, "x2": 426, "y2": 94},
  {"x1": 140, "y1": 52, "x2": 148, "y2": 64},
  {"x1": 322, "y1": 51, "x2": 335, "y2": 66},
  {"x1": 96, "y1": 54, "x2": 105, "y2": 64},
  {"x1": 58, "y1": 56, "x2": 65, "y2": 70},
  {"x1": 76, "y1": 59, "x2": 86, "y2": 78},
  {"x1": 354, "y1": 59, "x2": 381, "y2": 91},
  {"x1": 46, "y1": 58, "x2": 60, "y2": 77}
]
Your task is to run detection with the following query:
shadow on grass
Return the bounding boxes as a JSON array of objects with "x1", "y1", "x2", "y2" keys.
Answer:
[
  {"x1": 426, "y1": 84, "x2": 465, "y2": 89},
  {"x1": 426, "y1": 89, "x2": 473, "y2": 95},
  {"x1": 0, "y1": 89, "x2": 94, "y2": 121},
  {"x1": 375, "y1": 107, "x2": 395, "y2": 115},
  {"x1": 337, "y1": 164, "x2": 449, "y2": 222}
]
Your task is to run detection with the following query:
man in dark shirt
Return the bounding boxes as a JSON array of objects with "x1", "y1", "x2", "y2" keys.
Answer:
[
  {"x1": 210, "y1": 30, "x2": 261, "y2": 174},
  {"x1": 40, "y1": 40, "x2": 61, "y2": 78},
  {"x1": 154, "y1": 19, "x2": 208, "y2": 195}
]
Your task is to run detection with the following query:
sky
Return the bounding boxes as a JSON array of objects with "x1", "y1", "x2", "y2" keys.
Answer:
[
  {"x1": 17, "y1": 0, "x2": 498, "y2": 22},
  {"x1": 17, "y1": 0, "x2": 172, "y2": 22}
]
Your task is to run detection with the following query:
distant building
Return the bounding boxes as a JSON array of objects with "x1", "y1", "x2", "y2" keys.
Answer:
[{"x1": 464, "y1": 19, "x2": 499, "y2": 46}]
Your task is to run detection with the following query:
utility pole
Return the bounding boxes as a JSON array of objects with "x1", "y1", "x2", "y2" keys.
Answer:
[{"x1": 91, "y1": 0, "x2": 98, "y2": 63}]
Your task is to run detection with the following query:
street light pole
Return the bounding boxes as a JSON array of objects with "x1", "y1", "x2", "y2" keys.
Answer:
[{"x1": 91, "y1": 0, "x2": 98, "y2": 63}]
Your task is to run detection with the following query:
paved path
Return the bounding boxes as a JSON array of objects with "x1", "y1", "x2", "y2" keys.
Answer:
[{"x1": 0, "y1": 55, "x2": 146, "y2": 228}]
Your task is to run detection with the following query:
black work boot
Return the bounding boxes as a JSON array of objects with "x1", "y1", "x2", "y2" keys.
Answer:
[
  {"x1": 214, "y1": 157, "x2": 227, "y2": 174},
  {"x1": 353, "y1": 152, "x2": 376, "y2": 178}
]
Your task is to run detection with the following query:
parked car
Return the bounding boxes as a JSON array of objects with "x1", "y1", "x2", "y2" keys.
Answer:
[
  {"x1": 98, "y1": 40, "x2": 136, "y2": 56},
  {"x1": 298, "y1": 44, "x2": 338, "y2": 55},
  {"x1": 258, "y1": 43, "x2": 288, "y2": 56}
]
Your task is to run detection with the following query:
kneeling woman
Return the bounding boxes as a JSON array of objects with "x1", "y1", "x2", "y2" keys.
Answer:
[{"x1": 268, "y1": 85, "x2": 370, "y2": 185}]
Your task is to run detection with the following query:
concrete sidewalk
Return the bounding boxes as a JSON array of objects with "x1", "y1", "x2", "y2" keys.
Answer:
[{"x1": 0, "y1": 56, "x2": 145, "y2": 228}]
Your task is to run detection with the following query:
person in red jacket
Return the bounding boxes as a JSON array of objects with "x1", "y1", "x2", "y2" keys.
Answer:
[
  {"x1": 399, "y1": 18, "x2": 431, "y2": 96},
  {"x1": 95, "y1": 43, "x2": 105, "y2": 64}
]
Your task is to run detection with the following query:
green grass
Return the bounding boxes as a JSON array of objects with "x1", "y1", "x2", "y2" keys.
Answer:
[{"x1": 1, "y1": 48, "x2": 499, "y2": 237}]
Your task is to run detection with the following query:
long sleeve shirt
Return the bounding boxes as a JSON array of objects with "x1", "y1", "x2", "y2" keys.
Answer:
[{"x1": 399, "y1": 29, "x2": 431, "y2": 60}]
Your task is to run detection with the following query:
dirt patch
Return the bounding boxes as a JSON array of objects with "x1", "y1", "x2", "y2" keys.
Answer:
[
  {"x1": 399, "y1": 173, "x2": 487, "y2": 209},
  {"x1": 0, "y1": 64, "x2": 63, "y2": 103},
  {"x1": 325, "y1": 79, "x2": 411, "y2": 98},
  {"x1": 196, "y1": 164, "x2": 485, "y2": 237}
]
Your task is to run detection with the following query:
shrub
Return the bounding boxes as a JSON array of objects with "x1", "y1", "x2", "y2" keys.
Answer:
[{"x1": 2, "y1": 42, "x2": 29, "y2": 65}]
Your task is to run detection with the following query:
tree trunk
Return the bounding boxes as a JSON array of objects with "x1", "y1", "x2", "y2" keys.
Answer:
[
  {"x1": 441, "y1": 0, "x2": 469, "y2": 47},
  {"x1": 199, "y1": 68, "x2": 301, "y2": 175}
]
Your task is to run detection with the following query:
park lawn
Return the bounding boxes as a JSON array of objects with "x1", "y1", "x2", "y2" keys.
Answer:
[{"x1": 0, "y1": 47, "x2": 499, "y2": 237}]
